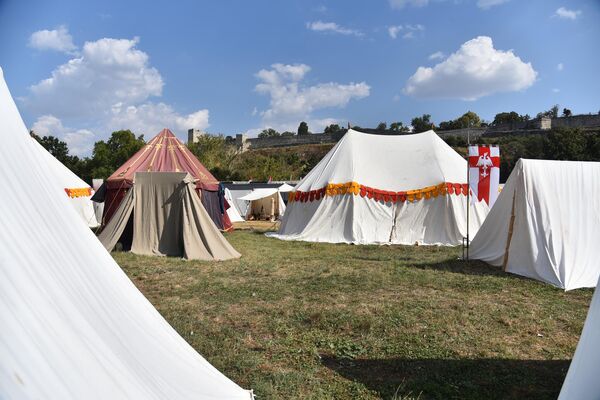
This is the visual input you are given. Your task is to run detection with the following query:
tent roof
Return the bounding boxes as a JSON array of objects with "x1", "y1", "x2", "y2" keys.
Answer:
[
  {"x1": 239, "y1": 188, "x2": 279, "y2": 201},
  {"x1": 31, "y1": 138, "x2": 91, "y2": 190},
  {"x1": 107, "y1": 128, "x2": 219, "y2": 190},
  {"x1": 295, "y1": 129, "x2": 468, "y2": 192},
  {"x1": 0, "y1": 67, "x2": 251, "y2": 399},
  {"x1": 278, "y1": 183, "x2": 295, "y2": 192}
]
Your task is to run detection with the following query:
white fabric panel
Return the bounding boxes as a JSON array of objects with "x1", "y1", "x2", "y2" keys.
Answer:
[
  {"x1": 92, "y1": 178, "x2": 105, "y2": 225},
  {"x1": 559, "y1": 278, "x2": 600, "y2": 399},
  {"x1": 224, "y1": 188, "x2": 244, "y2": 222},
  {"x1": 31, "y1": 138, "x2": 99, "y2": 228},
  {"x1": 278, "y1": 183, "x2": 295, "y2": 192},
  {"x1": 239, "y1": 188, "x2": 279, "y2": 201},
  {"x1": 295, "y1": 129, "x2": 471, "y2": 192},
  {"x1": 0, "y1": 68, "x2": 252, "y2": 399},
  {"x1": 470, "y1": 159, "x2": 600, "y2": 290}
]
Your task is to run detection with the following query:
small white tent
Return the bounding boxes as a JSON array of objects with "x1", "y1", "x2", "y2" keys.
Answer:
[
  {"x1": 269, "y1": 129, "x2": 488, "y2": 245},
  {"x1": 0, "y1": 68, "x2": 252, "y2": 399},
  {"x1": 278, "y1": 183, "x2": 295, "y2": 192},
  {"x1": 224, "y1": 187, "x2": 244, "y2": 222},
  {"x1": 470, "y1": 159, "x2": 600, "y2": 290},
  {"x1": 239, "y1": 188, "x2": 286, "y2": 220},
  {"x1": 558, "y1": 277, "x2": 600, "y2": 398},
  {"x1": 31, "y1": 138, "x2": 99, "y2": 228}
]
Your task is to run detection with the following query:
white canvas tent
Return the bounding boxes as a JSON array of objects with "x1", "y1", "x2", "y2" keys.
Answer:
[
  {"x1": 470, "y1": 159, "x2": 600, "y2": 290},
  {"x1": 31, "y1": 137, "x2": 99, "y2": 228},
  {"x1": 559, "y1": 277, "x2": 600, "y2": 398},
  {"x1": 224, "y1": 187, "x2": 244, "y2": 222},
  {"x1": 278, "y1": 183, "x2": 295, "y2": 192},
  {"x1": 0, "y1": 67, "x2": 253, "y2": 399},
  {"x1": 239, "y1": 188, "x2": 286, "y2": 220},
  {"x1": 269, "y1": 129, "x2": 488, "y2": 245}
]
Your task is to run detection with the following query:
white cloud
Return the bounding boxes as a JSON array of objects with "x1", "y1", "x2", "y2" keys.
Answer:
[
  {"x1": 404, "y1": 36, "x2": 537, "y2": 100},
  {"x1": 389, "y1": 0, "x2": 429, "y2": 9},
  {"x1": 26, "y1": 37, "x2": 163, "y2": 118},
  {"x1": 29, "y1": 25, "x2": 77, "y2": 54},
  {"x1": 552, "y1": 88, "x2": 560, "y2": 93},
  {"x1": 554, "y1": 7, "x2": 581, "y2": 20},
  {"x1": 557, "y1": 63, "x2": 564, "y2": 71},
  {"x1": 26, "y1": 36, "x2": 210, "y2": 155},
  {"x1": 388, "y1": 26, "x2": 403, "y2": 39},
  {"x1": 306, "y1": 21, "x2": 363, "y2": 37},
  {"x1": 428, "y1": 51, "x2": 445, "y2": 60},
  {"x1": 477, "y1": 0, "x2": 510, "y2": 9},
  {"x1": 389, "y1": 24, "x2": 424, "y2": 40},
  {"x1": 31, "y1": 115, "x2": 95, "y2": 156},
  {"x1": 403, "y1": 31, "x2": 415, "y2": 39},
  {"x1": 254, "y1": 63, "x2": 369, "y2": 131}
]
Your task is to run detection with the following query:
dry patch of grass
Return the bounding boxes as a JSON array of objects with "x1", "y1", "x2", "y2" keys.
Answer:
[{"x1": 113, "y1": 231, "x2": 592, "y2": 399}]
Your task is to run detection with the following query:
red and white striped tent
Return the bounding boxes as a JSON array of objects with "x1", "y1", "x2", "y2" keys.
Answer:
[{"x1": 269, "y1": 129, "x2": 489, "y2": 245}]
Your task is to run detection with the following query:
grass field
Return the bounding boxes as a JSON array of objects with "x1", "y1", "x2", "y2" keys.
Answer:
[{"x1": 114, "y1": 229, "x2": 593, "y2": 400}]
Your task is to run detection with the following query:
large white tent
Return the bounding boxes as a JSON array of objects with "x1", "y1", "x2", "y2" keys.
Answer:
[
  {"x1": 31, "y1": 137, "x2": 99, "y2": 228},
  {"x1": 269, "y1": 129, "x2": 488, "y2": 245},
  {"x1": 469, "y1": 159, "x2": 600, "y2": 290},
  {"x1": 559, "y1": 277, "x2": 600, "y2": 398},
  {"x1": 0, "y1": 68, "x2": 253, "y2": 399}
]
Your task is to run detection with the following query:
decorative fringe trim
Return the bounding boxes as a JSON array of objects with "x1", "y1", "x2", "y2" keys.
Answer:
[
  {"x1": 288, "y1": 182, "x2": 468, "y2": 204},
  {"x1": 64, "y1": 187, "x2": 92, "y2": 198}
]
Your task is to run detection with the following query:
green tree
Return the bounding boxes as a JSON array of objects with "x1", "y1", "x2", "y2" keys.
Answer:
[
  {"x1": 258, "y1": 128, "x2": 280, "y2": 138},
  {"x1": 87, "y1": 130, "x2": 145, "y2": 180},
  {"x1": 324, "y1": 124, "x2": 341, "y2": 134},
  {"x1": 543, "y1": 127, "x2": 586, "y2": 160},
  {"x1": 297, "y1": 121, "x2": 309, "y2": 135},
  {"x1": 492, "y1": 111, "x2": 528, "y2": 125},
  {"x1": 537, "y1": 104, "x2": 559, "y2": 119},
  {"x1": 281, "y1": 131, "x2": 295, "y2": 137},
  {"x1": 457, "y1": 111, "x2": 481, "y2": 128},
  {"x1": 389, "y1": 122, "x2": 410, "y2": 132},
  {"x1": 376, "y1": 122, "x2": 387, "y2": 130},
  {"x1": 562, "y1": 108, "x2": 572, "y2": 117},
  {"x1": 411, "y1": 114, "x2": 434, "y2": 133},
  {"x1": 188, "y1": 134, "x2": 239, "y2": 180}
]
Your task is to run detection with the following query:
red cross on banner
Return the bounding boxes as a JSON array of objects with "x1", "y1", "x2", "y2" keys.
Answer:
[{"x1": 468, "y1": 145, "x2": 500, "y2": 206}]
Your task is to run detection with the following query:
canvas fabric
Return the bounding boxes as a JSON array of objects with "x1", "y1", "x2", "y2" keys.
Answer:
[
  {"x1": 0, "y1": 66, "x2": 252, "y2": 400},
  {"x1": 270, "y1": 129, "x2": 488, "y2": 245},
  {"x1": 99, "y1": 172, "x2": 240, "y2": 261},
  {"x1": 470, "y1": 159, "x2": 600, "y2": 290}
]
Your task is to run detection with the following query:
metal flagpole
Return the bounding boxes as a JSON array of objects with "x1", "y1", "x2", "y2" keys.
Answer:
[{"x1": 466, "y1": 129, "x2": 470, "y2": 261}]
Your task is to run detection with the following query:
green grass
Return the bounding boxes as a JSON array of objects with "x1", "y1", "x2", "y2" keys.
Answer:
[{"x1": 113, "y1": 230, "x2": 592, "y2": 399}]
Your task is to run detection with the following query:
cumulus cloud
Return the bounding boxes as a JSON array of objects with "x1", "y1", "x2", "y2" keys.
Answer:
[
  {"x1": 403, "y1": 36, "x2": 537, "y2": 100},
  {"x1": 557, "y1": 63, "x2": 564, "y2": 71},
  {"x1": 388, "y1": 24, "x2": 424, "y2": 39},
  {"x1": 477, "y1": 0, "x2": 510, "y2": 9},
  {"x1": 388, "y1": 26, "x2": 403, "y2": 39},
  {"x1": 428, "y1": 51, "x2": 445, "y2": 60},
  {"x1": 254, "y1": 63, "x2": 369, "y2": 131},
  {"x1": 554, "y1": 7, "x2": 581, "y2": 20},
  {"x1": 306, "y1": 21, "x2": 363, "y2": 37},
  {"x1": 32, "y1": 115, "x2": 95, "y2": 156},
  {"x1": 25, "y1": 36, "x2": 210, "y2": 155},
  {"x1": 29, "y1": 25, "x2": 77, "y2": 54},
  {"x1": 389, "y1": 0, "x2": 429, "y2": 9}
]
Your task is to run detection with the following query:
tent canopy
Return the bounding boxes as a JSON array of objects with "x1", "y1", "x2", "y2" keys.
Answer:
[
  {"x1": 240, "y1": 188, "x2": 286, "y2": 220},
  {"x1": 470, "y1": 158, "x2": 600, "y2": 290},
  {"x1": 0, "y1": 66, "x2": 252, "y2": 399},
  {"x1": 269, "y1": 129, "x2": 488, "y2": 245},
  {"x1": 31, "y1": 138, "x2": 99, "y2": 228},
  {"x1": 239, "y1": 188, "x2": 279, "y2": 201},
  {"x1": 99, "y1": 172, "x2": 240, "y2": 261},
  {"x1": 278, "y1": 183, "x2": 295, "y2": 192}
]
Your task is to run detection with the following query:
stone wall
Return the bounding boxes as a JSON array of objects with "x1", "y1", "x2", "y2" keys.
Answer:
[
  {"x1": 237, "y1": 132, "x2": 336, "y2": 151},
  {"x1": 551, "y1": 114, "x2": 600, "y2": 129}
]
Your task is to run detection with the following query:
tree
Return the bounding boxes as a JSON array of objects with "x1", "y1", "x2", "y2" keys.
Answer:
[
  {"x1": 376, "y1": 122, "x2": 387, "y2": 131},
  {"x1": 537, "y1": 104, "x2": 559, "y2": 119},
  {"x1": 411, "y1": 114, "x2": 435, "y2": 133},
  {"x1": 562, "y1": 108, "x2": 573, "y2": 117},
  {"x1": 281, "y1": 131, "x2": 295, "y2": 137},
  {"x1": 492, "y1": 111, "x2": 528, "y2": 126},
  {"x1": 389, "y1": 122, "x2": 410, "y2": 132},
  {"x1": 457, "y1": 111, "x2": 481, "y2": 128},
  {"x1": 324, "y1": 124, "x2": 341, "y2": 134},
  {"x1": 188, "y1": 134, "x2": 239, "y2": 179},
  {"x1": 297, "y1": 121, "x2": 309, "y2": 135},
  {"x1": 258, "y1": 128, "x2": 280, "y2": 138},
  {"x1": 87, "y1": 130, "x2": 145, "y2": 180}
]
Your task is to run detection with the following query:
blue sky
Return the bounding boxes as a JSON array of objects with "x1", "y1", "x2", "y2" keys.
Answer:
[{"x1": 1, "y1": 0, "x2": 599, "y2": 155}]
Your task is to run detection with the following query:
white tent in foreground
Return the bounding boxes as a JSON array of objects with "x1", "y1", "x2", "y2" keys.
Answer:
[
  {"x1": 239, "y1": 188, "x2": 286, "y2": 220},
  {"x1": 269, "y1": 129, "x2": 488, "y2": 245},
  {"x1": 559, "y1": 277, "x2": 600, "y2": 398},
  {"x1": 470, "y1": 159, "x2": 600, "y2": 290},
  {"x1": 31, "y1": 137, "x2": 99, "y2": 228},
  {"x1": 0, "y1": 68, "x2": 253, "y2": 399}
]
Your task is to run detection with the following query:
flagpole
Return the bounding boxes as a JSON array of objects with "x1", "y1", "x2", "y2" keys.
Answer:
[{"x1": 466, "y1": 129, "x2": 470, "y2": 261}]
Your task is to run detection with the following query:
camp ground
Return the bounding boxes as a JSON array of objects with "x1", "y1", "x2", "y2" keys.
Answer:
[{"x1": 2, "y1": 2, "x2": 600, "y2": 398}]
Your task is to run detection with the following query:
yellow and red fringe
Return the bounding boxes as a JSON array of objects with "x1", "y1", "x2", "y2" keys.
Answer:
[
  {"x1": 64, "y1": 187, "x2": 92, "y2": 198},
  {"x1": 288, "y1": 182, "x2": 468, "y2": 204}
]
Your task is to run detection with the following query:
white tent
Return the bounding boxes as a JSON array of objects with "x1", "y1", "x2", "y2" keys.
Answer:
[
  {"x1": 278, "y1": 183, "x2": 295, "y2": 192},
  {"x1": 224, "y1": 187, "x2": 244, "y2": 222},
  {"x1": 31, "y1": 138, "x2": 99, "y2": 228},
  {"x1": 470, "y1": 158, "x2": 600, "y2": 290},
  {"x1": 0, "y1": 67, "x2": 253, "y2": 399},
  {"x1": 239, "y1": 188, "x2": 286, "y2": 220},
  {"x1": 269, "y1": 129, "x2": 488, "y2": 245},
  {"x1": 559, "y1": 277, "x2": 600, "y2": 398}
]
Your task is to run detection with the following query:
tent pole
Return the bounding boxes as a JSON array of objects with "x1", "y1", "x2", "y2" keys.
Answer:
[{"x1": 466, "y1": 129, "x2": 470, "y2": 261}]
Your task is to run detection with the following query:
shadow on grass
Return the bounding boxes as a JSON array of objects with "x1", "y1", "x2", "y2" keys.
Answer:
[
  {"x1": 321, "y1": 355, "x2": 570, "y2": 400},
  {"x1": 411, "y1": 257, "x2": 514, "y2": 279}
]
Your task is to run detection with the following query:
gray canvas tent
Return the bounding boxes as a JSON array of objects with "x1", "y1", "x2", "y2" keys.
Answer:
[{"x1": 99, "y1": 172, "x2": 240, "y2": 261}]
